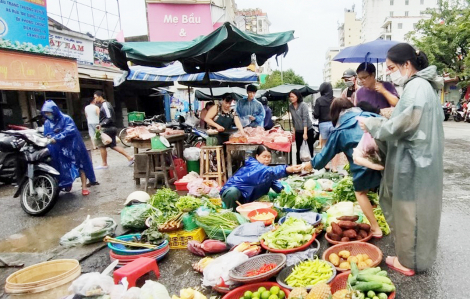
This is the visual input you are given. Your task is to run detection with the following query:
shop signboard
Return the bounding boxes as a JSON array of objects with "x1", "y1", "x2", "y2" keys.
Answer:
[
  {"x1": 93, "y1": 38, "x2": 116, "y2": 68},
  {"x1": 49, "y1": 31, "x2": 94, "y2": 65},
  {"x1": 147, "y1": 3, "x2": 216, "y2": 42},
  {"x1": 0, "y1": 49, "x2": 80, "y2": 92},
  {"x1": 0, "y1": 0, "x2": 49, "y2": 53}
]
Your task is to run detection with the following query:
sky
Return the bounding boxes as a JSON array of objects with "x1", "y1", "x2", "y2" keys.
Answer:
[{"x1": 46, "y1": 0, "x2": 362, "y2": 85}]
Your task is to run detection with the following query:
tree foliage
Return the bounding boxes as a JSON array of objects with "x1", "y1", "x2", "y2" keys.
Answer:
[
  {"x1": 260, "y1": 69, "x2": 307, "y2": 116},
  {"x1": 334, "y1": 80, "x2": 347, "y2": 89},
  {"x1": 407, "y1": 0, "x2": 470, "y2": 87}
]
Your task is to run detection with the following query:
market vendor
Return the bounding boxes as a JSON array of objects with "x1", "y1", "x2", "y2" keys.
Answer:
[
  {"x1": 221, "y1": 145, "x2": 302, "y2": 210},
  {"x1": 303, "y1": 97, "x2": 383, "y2": 238},
  {"x1": 204, "y1": 95, "x2": 246, "y2": 144},
  {"x1": 236, "y1": 84, "x2": 265, "y2": 127}
]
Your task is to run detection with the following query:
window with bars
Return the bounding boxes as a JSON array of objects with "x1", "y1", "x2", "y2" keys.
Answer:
[
  {"x1": 405, "y1": 11, "x2": 409, "y2": 16},
  {"x1": 405, "y1": 0, "x2": 409, "y2": 4}
]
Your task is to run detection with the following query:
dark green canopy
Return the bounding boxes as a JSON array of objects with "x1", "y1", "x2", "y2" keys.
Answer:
[
  {"x1": 109, "y1": 22, "x2": 295, "y2": 74},
  {"x1": 262, "y1": 84, "x2": 319, "y2": 101}
]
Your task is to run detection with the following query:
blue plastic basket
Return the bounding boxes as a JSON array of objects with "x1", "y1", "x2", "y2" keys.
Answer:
[
  {"x1": 278, "y1": 212, "x2": 322, "y2": 226},
  {"x1": 274, "y1": 203, "x2": 311, "y2": 213},
  {"x1": 107, "y1": 233, "x2": 169, "y2": 256}
]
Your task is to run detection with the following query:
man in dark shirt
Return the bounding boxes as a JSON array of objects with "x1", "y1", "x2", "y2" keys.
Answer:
[
  {"x1": 94, "y1": 91, "x2": 134, "y2": 169},
  {"x1": 259, "y1": 96, "x2": 274, "y2": 130}
]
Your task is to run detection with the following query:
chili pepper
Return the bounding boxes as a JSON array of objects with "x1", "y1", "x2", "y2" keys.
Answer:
[{"x1": 246, "y1": 263, "x2": 277, "y2": 277}]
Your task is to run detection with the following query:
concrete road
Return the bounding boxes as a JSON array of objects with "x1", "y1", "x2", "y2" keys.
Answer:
[{"x1": 1, "y1": 122, "x2": 470, "y2": 299}]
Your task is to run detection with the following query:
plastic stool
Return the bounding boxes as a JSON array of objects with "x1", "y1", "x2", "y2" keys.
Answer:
[{"x1": 113, "y1": 257, "x2": 160, "y2": 288}]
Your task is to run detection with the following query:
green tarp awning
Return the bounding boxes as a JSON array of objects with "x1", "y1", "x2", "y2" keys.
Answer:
[{"x1": 109, "y1": 22, "x2": 295, "y2": 74}]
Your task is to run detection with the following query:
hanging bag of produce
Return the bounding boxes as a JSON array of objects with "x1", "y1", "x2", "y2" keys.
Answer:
[
  {"x1": 352, "y1": 133, "x2": 384, "y2": 171},
  {"x1": 299, "y1": 140, "x2": 312, "y2": 162}
]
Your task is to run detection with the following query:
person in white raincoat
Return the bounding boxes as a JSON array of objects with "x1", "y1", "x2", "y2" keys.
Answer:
[{"x1": 359, "y1": 43, "x2": 444, "y2": 275}]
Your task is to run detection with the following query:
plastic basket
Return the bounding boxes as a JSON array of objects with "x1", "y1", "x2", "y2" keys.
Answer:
[
  {"x1": 107, "y1": 234, "x2": 168, "y2": 255},
  {"x1": 260, "y1": 233, "x2": 317, "y2": 254},
  {"x1": 222, "y1": 282, "x2": 290, "y2": 299},
  {"x1": 322, "y1": 242, "x2": 383, "y2": 272},
  {"x1": 276, "y1": 260, "x2": 336, "y2": 291},
  {"x1": 128, "y1": 112, "x2": 145, "y2": 122},
  {"x1": 174, "y1": 180, "x2": 189, "y2": 191},
  {"x1": 247, "y1": 208, "x2": 277, "y2": 226},
  {"x1": 329, "y1": 272, "x2": 396, "y2": 299},
  {"x1": 229, "y1": 253, "x2": 286, "y2": 283},
  {"x1": 167, "y1": 227, "x2": 206, "y2": 249}
]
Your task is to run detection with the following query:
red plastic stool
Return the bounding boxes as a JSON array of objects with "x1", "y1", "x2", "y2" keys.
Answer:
[{"x1": 113, "y1": 257, "x2": 160, "y2": 288}]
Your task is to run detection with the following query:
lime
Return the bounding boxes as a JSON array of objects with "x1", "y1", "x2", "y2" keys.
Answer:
[
  {"x1": 239, "y1": 297, "x2": 244, "y2": 299},
  {"x1": 268, "y1": 295, "x2": 279, "y2": 299},
  {"x1": 270, "y1": 286, "x2": 280, "y2": 295},
  {"x1": 278, "y1": 290, "x2": 285, "y2": 299},
  {"x1": 258, "y1": 287, "x2": 267, "y2": 294},
  {"x1": 244, "y1": 291, "x2": 253, "y2": 299},
  {"x1": 252, "y1": 292, "x2": 260, "y2": 298},
  {"x1": 261, "y1": 291, "x2": 271, "y2": 299},
  {"x1": 252, "y1": 297, "x2": 260, "y2": 299}
]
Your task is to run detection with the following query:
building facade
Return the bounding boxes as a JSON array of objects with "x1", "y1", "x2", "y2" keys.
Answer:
[
  {"x1": 338, "y1": 8, "x2": 362, "y2": 47},
  {"x1": 362, "y1": 0, "x2": 439, "y2": 42},
  {"x1": 323, "y1": 48, "x2": 359, "y2": 85}
]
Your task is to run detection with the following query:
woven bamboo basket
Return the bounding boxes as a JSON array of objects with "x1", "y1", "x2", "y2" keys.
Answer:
[
  {"x1": 322, "y1": 242, "x2": 383, "y2": 272},
  {"x1": 229, "y1": 253, "x2": 286, "y2": 283}
]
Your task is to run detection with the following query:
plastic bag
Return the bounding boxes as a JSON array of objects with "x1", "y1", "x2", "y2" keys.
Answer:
[
  {"x1": 284, "y1": 212, "x2": 321, "y2": 226},
  {"x1": 184, "y1": 147, "x2": 201, "y2": 161},
  {"x1": 299, "y1": 140, "x2": 311, "y2": 162},
  {"x1": 353, "y1": 133, "x2": 384, "y2": 171},
  {"x1": 227, "y1": 222, "x2": 273, "y2": 248},
  {"x1": 121, "y1": 204, "x2": 152, "y2": 229},
  {"x1": 139, "y1": 281, "x2": 171, "y2": 299},
  {"x1": 285, "y1": 239, "x2": 320, "y2": 266},
  {"x1": 60, "y1": 216, "x2": 117, "y2": 247},
  {"x1": 69, "y1": 272, "x2": 114, "y2": 296},
  {"x1": 202, "y1": 251, "x2": 249, "y2": 287},
  {"x1": 185, "y1": 112, "x2": 198, "y2": 127}
]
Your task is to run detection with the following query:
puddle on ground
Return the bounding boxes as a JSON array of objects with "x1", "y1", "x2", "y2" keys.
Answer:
[{"x1": 0, "y1": 216, "x2": 80, "y2": 253}]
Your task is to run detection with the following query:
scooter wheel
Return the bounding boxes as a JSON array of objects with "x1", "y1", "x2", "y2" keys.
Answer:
[{"x1": 20, "y1": 173, "x2": 59, "y2": 216}]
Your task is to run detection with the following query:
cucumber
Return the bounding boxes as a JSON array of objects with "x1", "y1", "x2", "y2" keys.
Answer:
[
  {"x1": 351, "y1": 261, "x2": 359, "y2": 277},
  {"x1": 374, "y1": 284, "x2": 396, "y2": 293},
  {"x1": 357, "y1": 274, "x2": 393, "y2": 285},
  {"x1": 376, "y1": 271, "x2": 388, "y2": 277},
  {"x1": 358, "y1": 267, "x2": 381, "y2": 275},
  {"x1": 353, "y1": 282, "x2": 383, "y2": 292},
  {"x1": 348, "y1": 274, "x2": 357, "y2": 286}
]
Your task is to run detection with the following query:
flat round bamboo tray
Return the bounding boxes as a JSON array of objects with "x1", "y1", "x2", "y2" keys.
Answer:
[
  {"x1": 322, "y1": 242, "x2": 383, "y2": 272},
  {"x1": 229, "y1": 253, "x2": 286, "y2": 283}
]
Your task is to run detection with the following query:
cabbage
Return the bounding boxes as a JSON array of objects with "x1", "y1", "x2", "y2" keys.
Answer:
[{"x1": 303, "y1": 179, "x2": 318, "y2": 191}]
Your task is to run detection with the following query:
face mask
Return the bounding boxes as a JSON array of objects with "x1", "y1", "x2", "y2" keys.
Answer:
[
  {"x1": 45, "y1": 114, "x2": 54, "y2": 120},
  {"x1": 390, "y1": 66, "x2": 409, "y2": 86},
  {"x1": 345, "y1": 81, "x2": 354, "y2": 88}
]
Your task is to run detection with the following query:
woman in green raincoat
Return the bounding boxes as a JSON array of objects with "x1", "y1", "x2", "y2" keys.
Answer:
[{"x1": 359, "y1": 43, "x2": 444, "y2": 275}]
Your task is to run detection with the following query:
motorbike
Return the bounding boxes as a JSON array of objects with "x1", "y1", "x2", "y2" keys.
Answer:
[
  {"x1": 0, "y1": 129, "x2": 60, "y2": 216},
  {"x1": 442, "y1": 103, "x2": 451, "y2": 121}
]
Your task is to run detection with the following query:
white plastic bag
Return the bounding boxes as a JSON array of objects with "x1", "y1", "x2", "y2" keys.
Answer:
[
  {"x1": 185, "y1": 112, "x2": 198, "y2": 127},
  {"x1": 139, "y1": 281, "x2": 171, "y2": 299},
  {"x1": 299, "y1": 140, "x2": 311, "y2": 162},
  {"x1": 69, "y1": 272, "x2": 114, "y2": 296},
  {"x1": 60, "y1": 216, "x2": 117, "y2": 247},
  {"x1": 202, "y1": 251, "x2": 249, "y2": 287},
  {"x1": 183, "y1": 147, "x2": 201, "y2": 161}
]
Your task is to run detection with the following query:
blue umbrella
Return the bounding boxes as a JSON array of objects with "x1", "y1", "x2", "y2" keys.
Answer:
[{"x1": 333, "y1": 39, "x2": 399, "y2": 63}]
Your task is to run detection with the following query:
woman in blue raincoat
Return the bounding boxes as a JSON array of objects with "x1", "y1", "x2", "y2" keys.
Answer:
[
  {"x1": 42, "y1": 100, "x2": 97, "y2": 196},
  {"x1": 303, "y1": 97, "x2": 383, "y2": 238},
  {"x1": 221, "y1": 145, "x2": 302, "y2": 210},
  {"x1": 359, "y1": 44, "x2": 444, "y2": 275}
]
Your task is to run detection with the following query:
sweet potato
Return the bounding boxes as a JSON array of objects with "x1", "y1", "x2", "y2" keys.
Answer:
[
  {"x1": 341, "y1": 237, "x2": 350, "y2": 242},
  {"x1": 331, "y1": 222, "x2": 343, "y2": 235},
  {"x1": 342, "y1": 229, "x2": 357, "y2": 239},
  {"x1": 337, "y1": 215, "x2": 359, "y2": 222},
  {"x1": 358, "y1": 230, "x2": 369, "y2": 239},
  {"x1": 338, "y1": 221, "x2": 357, "y2": 230},
  {"x1": 327, "y1": 232, "x2": 341, "y2": 241},
  {"x1": 358, "y1": 223, "x2": 371, "y2": 232}
]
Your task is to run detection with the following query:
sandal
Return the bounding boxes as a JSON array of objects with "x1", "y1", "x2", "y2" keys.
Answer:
[
  {"x1": 86, "y1": 181, "x2": 100, "y2": 187},
  {"x1": 385, "y1": 256, "x2": 415, "y2": 276},
  {"x1": 82, "y1": 189, "x2": 90, "y2": 196}
]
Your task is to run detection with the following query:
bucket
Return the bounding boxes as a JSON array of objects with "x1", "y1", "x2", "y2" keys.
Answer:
[
  {"x1": 151, "y1": 136, "x2": 168, "y2": 150},
  {"x1": 187, "y1": 160, "x2": 200, "y2": 174}
]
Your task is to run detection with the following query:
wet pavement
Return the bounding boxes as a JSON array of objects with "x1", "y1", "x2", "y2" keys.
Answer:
[{"x1": 1, "y1": 123, "x2": 470, "y2": 298}]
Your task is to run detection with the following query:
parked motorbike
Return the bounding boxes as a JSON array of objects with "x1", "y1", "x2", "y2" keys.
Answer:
[
  {"x1": 0, "y1": 129, "x2": 60, "y2": 216},
  {"x1": 442, "y1": 103, "x2": 451, "y2": 121}
]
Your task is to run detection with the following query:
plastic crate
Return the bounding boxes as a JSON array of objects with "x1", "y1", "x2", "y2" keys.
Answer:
[
  {"x1": 167, "y1": 227, "x2": 206, "y2": 249},
  {"x1": 174, "y1": 180, "x2": 189, "y2": 191},
  {"x1": 128, "y1": 112, "x2": 145, "y2": 122}
]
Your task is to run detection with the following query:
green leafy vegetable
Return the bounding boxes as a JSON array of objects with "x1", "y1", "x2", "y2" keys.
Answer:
[
  {"x1": 195, "y1": 212, "x2": 240, "y2": 230},
  {"x1": 176, "y1": 196, "x2": 202, "y2": 212},
  {"x1": 140, "y1": 226, "x2": 168, "y2": 245},
  {"x1": 261, "y1": 217, "x2": 314, "y2": 249},
  {"x1": 373, "y1": 207, "x2": 390, "y2": 235},
  {"x1": 332, "y1": 176, "x2": 378, "y2": 204},
  {"x1": 148, "y1": 188, "x2": 179, "y2": 224}
]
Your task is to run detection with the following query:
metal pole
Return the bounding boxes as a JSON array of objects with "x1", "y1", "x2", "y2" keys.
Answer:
[
  {"x1": 280, "y1": 56, "x2": 284, "y2": 83},
  {"x1": 116, "y1": 0, "x2": 122, "y2": 31},
  {"x1": 188, "y1": 86, "x2": 192, "y2": 111}
]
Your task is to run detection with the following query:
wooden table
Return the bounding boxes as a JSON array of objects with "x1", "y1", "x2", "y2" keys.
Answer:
[{"x1": 225, "y1": 143, "x2": 291, "y2": 178}]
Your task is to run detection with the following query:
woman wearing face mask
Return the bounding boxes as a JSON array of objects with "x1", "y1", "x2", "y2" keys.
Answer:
[
  {"x1": 358, "y1": 43, "x2": 444, "y2": 276},
  {"x1": 204, "y1": 95, "x2": 246, "y2": 145},
  {"x1": 220, "y1": 145, "x2": 302, "y2": 210},
  {"x1": 42, "y1": 100, "x2": 98, "y2": 196},
  {"x1": 355, "y1": 62, "x2": 399, "y2": 110}
]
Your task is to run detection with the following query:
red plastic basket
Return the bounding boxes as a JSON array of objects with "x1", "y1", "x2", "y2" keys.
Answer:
[
  {"x1": 247, "y1": 208, "x2": 278, "y2": 226},
  {"x1": 222, "y1": 282, "x2": 291, "y2": 299},
  {"x1": 329, "y1": 272, "x2": 396, "y2": 299},
  {"x1": 174, "y1": 180, "x2": 189, "y2": 191},
  {"x1": 260, "y1": 234, "x2": 316, "y2": 254}
]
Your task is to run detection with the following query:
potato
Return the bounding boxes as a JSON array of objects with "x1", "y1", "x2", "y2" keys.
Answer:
[
  {"x1": 356, "y1": 254, "x2": 364, "y2": 262},
  {"x1": 329, "y1": 253, "x2": 340, "y2": 266},
  {"x1": 339, "y1": 262, "x2": 351, "y2": 270},
  {"x1": 338, "y1": 250, "x2": 351, "y2": 259},
  {"x1": 365, "y1": 259, "x2": 374, "y2": 266},
  {"x1": 347, "y1": 256, "x2": 358, "y2": 264},
  {"x1": 362, "y1": 254, "x2": 370, "y2": 260},
  {"x1": 358, "y1": 261, "x2": 368, "y2": 270}
]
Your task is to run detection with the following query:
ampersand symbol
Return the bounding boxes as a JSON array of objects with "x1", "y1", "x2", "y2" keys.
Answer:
[{"x1": 179, "y1": 28, "x2": 187, "y2": 37}]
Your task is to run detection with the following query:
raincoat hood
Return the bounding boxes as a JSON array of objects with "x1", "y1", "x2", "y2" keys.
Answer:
[
  {"x1": 41, "y1": 100, "x2": 63, "y2": 122},
  {"x1": 408, "y1": 65, "x2": 444, "y2": 91},
  {"x1": 319, "y1": 82, "x2": 334, "y2": 98}
]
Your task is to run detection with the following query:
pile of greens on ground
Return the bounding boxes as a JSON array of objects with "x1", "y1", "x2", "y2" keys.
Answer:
[
  {"x1": 332, "y1": 176, "x2": 379, "y2": 205},
  {"x1": 261, "y1": 217, "x2": 314, "y2": 249},
  {"x1": 148, "y1": 188, "x2": 180, "y2": 224},
  {"x1": 140, "y1": 226, "x2": 168, "y2": 245}
]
